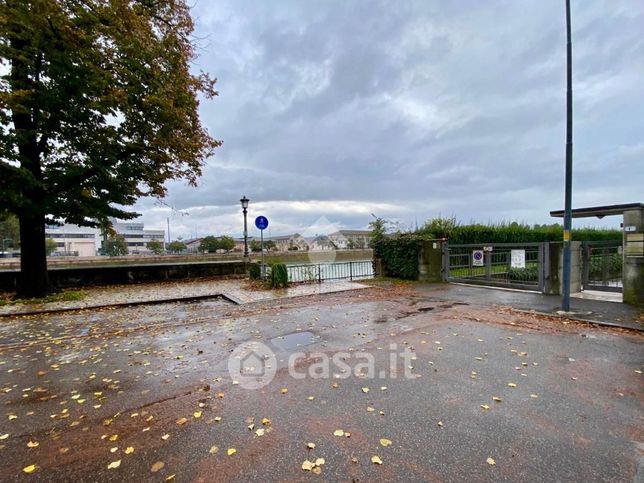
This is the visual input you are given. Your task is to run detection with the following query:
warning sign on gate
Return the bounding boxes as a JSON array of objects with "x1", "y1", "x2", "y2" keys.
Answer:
[
  {"x1": 511, "y1": 249, "x2": 526, "y2": 268},
  {"x1": 472, "y1": 250, "x2": 484, "y2": 267}
]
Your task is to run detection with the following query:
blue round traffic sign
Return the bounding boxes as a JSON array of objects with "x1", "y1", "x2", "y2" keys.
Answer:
[{"x1": 255, "y1": 216, "x2": 269, "y2": 230}]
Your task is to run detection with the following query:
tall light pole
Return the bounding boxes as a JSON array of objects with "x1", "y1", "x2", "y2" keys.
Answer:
[
  {"x1": 240, "y1": 196, "x2": 250, "y2": 259},
  {"x1": 562, "y1": 0, "x2": 574, "y2": 311}
]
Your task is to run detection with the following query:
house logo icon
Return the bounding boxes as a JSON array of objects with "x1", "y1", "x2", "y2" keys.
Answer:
[{"x1": 228, "y1": 341, "x2": 276, "y2": 389}]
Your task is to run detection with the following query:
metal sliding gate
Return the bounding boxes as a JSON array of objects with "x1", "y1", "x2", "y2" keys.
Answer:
[
  {"x1": 444, "y1": 243, "x2": 546, "y2": 292},
  {"x1": 581, "y1": 241, "x2": 623, "y2": 293}
]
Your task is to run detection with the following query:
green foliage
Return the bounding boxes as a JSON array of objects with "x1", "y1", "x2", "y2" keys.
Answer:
[
  {"x1": 368, "y1": 214, "x2": 391, "y2": 247},
  {"x1": 248, "y1": 263, "x2": 261, "y2": 280},
  {"x1": 589, "y1": 252, "x2": 622, "y2": 279},
  {"x1": 417, "y1": 218, "x2": 621, "y2": 244},
  {"x1": 167, "y1": 240, "x2": 187, "y2": 254},
  {"x1": 507, "y1": 267, "x2": 539, "y2": 282},
  {"x1": 269, "y1": 263, "x2": 288, "y2": 288},
  {"x1": 372, "y1": 233, "x2": 422, "y2": 280},
  {"x1": 146, "y1": 240, "x2": 164, "y2": 255},
  {"x1": 200, "y1": 235, "x2": 235, "y2": 252},
  {"x1": 0, "y1": 213, "x2": 19, "y2": 247},
  {"x1": 45, "y1": 238, "x2": 57, "y2": 256},
  {"x1": 103, "y1": 235, "x2": 128, "y2": 256},
  {"x1": 0, "y1": 0, "x2": 220, "y2": 295}
]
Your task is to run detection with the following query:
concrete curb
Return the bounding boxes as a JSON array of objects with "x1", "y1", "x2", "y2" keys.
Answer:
[{"x1": 513, "y1": 308, "x2": 643, "y2": 332}]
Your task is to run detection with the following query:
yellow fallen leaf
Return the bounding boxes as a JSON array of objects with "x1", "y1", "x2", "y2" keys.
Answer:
[
  {"x1": 530, "y1": 394, "x2": 538, "y2": 398},
  {"x1": 371, "y1": 455, "x2": 383, "y2": 465},
  {"x1": 193, "y1": 411, "x2": 202, "y2": 419},
  {"x1": 315, "y1": 458, "x2": 325, "y2": 466},
  {"x1": 125, "y1": 447, "x2": 134, "y2": 454},
  {"x1": 255, "y1": 428, "x2": 265, "y2": 436},
  {"x1": 107, "y1": 460, "x2": 121, "y2": 469},
  {"x1": 209, "y1": 445, "x2": 219, "y2": 454},
  {"x1": 166, "y1": 475, "x2": 176, "y2": 481},
  {"x1": 362, "y1": 387, "x2": 370, "y2": 393},
  {"x1": 176, "y1": 417, "x2": 188, "y2": 425},
  {"x1": 27, "y1": 441, "x2": 39, "y2": 448},
  {"x1": 0, "y1": 433, "x2": 8, "y2": 440},
  {"x1": 161, "y1": 434, "x2": 170, "y2": 441},
  {"x1": 214, "y1": 416, "x2": 222, "y2": 422},
  {"x1": 492, "y1": 397, "x2": 502, "y2": 402},
  {"x1": 487, "y1": 457, "x2": 496, "y2": 465},
  {"x1": 367, "y1": 407, "x2": 375, "y2": 412},
  {"x1": 333, "y1": 429, "x2": 344, "y2": 437},
  {"x1": 261, "y1": 418, "x2": 271, "y2": 425},
  {"x1": 23, "y1": 465, "x2": 37, "y2": 474},
  {"x1": 307, "y1": 396, "x2": 315, "y2": 401},
  {"x1": 508, "y1": 383, "x2": 516, "y2": 388},
  {"x1": 109, "y1": 434, "x2": 118, "y2": 441},
  {"x1": 307, "y1": 442, "x2": 316, "y2": 449},
  {"x1": 480, "y1": 404, "x2": 490, "y2": 410},
  {"x1": 281, "y1": 388, "x2": 288, "y2": 394},
  {"x1": 302, "y1": 460, "x2": 314, "y2": 471},
  {"x1": 438, "y1": 421, "x2": 444, "y2": 427},
  {"x1": 227, "y1": 448, "x2": 236, "y2": 456},
  {"x1": 312, "y1": 466, "x2": 322, "y2": 475},
  {"x1": 379, "y1": 438, "x2": 392, "y2": 447},
  {"x1": 110, "y1": 447, "x2": 118, "y2": 453},
  {"x1": 151, "y1": 461, "x2": 165, "y2": 472}
]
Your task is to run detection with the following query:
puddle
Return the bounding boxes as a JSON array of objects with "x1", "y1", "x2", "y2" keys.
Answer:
[{"x1": 271, "y1": 331, "x2": 317, "y2": 351}]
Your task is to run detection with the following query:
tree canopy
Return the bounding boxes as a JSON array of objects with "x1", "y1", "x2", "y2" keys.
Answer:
[{"x1": 0, "y1": 0, "x2": 220, "y2": 295}]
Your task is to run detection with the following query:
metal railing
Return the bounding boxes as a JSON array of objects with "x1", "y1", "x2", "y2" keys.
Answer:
[{"x1": 286, "y1": 260, "x2": 374, "y2": 283}]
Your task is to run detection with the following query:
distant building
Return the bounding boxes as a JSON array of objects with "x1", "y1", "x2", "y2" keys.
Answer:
[
  {"x1": 110, "y1": 220, "x2": 165, "y2": 254},
  {"x1": 267, "y1": 233, "x2": 308, "y2": 251},
  {"x1": 45, "y1": 224, "x2": 100, "y2": 257},
  {"x1": 184, "y1": 237, "x2": 203, "y2": 253},
  {"x1": 328, "y1": 230, "x2": 372, "y2": 249}
]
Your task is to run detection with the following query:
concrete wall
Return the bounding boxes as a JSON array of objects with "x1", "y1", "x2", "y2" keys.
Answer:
[
  {"x1": 623, "y1": 208, "x2": 644, "y2": 306},
  {"x1": 0, "y1": 261, "x2": 247, "y2": 291},
  {"x1": 544, "y1": 241, "x2": 582, "y2": 295}
]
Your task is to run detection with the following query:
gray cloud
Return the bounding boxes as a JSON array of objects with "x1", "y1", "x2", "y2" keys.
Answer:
[{"x1": 135, "y1": 0, "x2": 644, "y2": 237}]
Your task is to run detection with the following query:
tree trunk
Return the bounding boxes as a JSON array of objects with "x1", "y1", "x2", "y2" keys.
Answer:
[{"x1": 18, "y1": 212, "x2": 50, "y2": 298}]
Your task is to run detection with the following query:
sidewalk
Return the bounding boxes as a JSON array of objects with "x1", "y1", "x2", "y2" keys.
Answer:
[
  {"x1": 413, "y1": 283, "x2": 644, "y2": 331},
  {"x1": 0, "y1": 278, "x2": 370, "y2": 317}
]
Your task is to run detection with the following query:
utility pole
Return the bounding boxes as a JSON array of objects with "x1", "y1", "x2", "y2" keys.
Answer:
[
  {"x1": 167, "y1": 217, "x2": 171, "y2": 244},
  {"x1": 562, "y1": 0, "x2": 574, "y2": 311}
]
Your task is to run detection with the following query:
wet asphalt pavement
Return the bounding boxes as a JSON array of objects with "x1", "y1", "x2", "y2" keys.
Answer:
[{"x1": 0, "y1": 284, "x2": 642, "y2": 482}]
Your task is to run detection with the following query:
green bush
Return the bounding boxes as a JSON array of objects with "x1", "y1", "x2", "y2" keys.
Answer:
[
  {"x1": 248, "y1": 263, "x2": 261, "y2": 280},
  {"x1": 372, "y1": 234, "x2": 421, "y2": 280},
  {"x1": 507, "y1": 267, "x2": 539, "y2": 281},
  {"x1": 269, "y1": 263, "x2": 288, "y2": 288}
]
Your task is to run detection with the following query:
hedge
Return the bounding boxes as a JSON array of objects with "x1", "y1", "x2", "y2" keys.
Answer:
[{"x1": 372, "y1": 234, "x2": 422, "y2": 280}]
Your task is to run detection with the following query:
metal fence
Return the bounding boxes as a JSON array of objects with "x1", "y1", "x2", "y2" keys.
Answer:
[
  {"x1": 582, "y1": 241, "x2": 622, "y2": 292},
  {"x1": 286, "y1": 260, "x2": 374, "y2": 283},
  {"x1": 444, "y1": 243, "x2": 545, "y2": 292}
]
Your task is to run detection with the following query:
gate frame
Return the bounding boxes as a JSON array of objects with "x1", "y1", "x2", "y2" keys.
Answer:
[
  {"x1": 581, "y1": 240, "x2": 623, "y2": 293},
  {"x1": 443, "y1": 242, "x2": 546, "y2": 293}
]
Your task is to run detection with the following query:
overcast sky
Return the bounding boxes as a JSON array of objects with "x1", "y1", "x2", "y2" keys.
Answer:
[{"x1": 134, "y1": 0, "x2": 644, "y2": 240}]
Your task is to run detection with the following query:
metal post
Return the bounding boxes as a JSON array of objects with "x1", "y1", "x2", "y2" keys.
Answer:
[
  {"x1": 485, "y1": 250, "x2": 491, "y2": 281},
  {"x1": 318, "y1": 265, "x2": 322, "y2": 284},
  {"x1": 349, "y1": 261, "x2": 353, "y2": 281},
  {"x1": 260, "y1": 228, "x2": 265, "y2": 279},
  {"x1": 562, "y1": 0, "x2": 574, "y2": 311}
]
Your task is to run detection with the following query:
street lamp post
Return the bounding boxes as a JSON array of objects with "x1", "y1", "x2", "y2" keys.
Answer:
[
  {"x1": 240, "y1": 196, "x2": 250, "y2": 259},
  {"x1": 562, "y1": 0, "x2": 574, "y2": 312}
]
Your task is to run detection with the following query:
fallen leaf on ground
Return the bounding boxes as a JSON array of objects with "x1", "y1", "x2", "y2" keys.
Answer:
[
  {"x1": 333, "y1": 429, "x2": 344, "y2": 437},
  {"x1": 27, "y1": 441, "x2": 39, "y2": 448},
  {"x1": 227, "y1": 448, "x2": 236, "y2": 456},
  {"x1": 151, "y1": 461, "x2": 165, "y2": 472},
  {"x1": 23, "y1": 465, "x2": 37, "y2": 474},
  {"x1": 487, "y1": 457, "x2": 496, "y2": 465},
  {"x1": 281, "y1": 388, "x2": 288, "y2": 394},
  {"x1": 209, "y1": 446, "x2": 219, "y2": 454},
  {"x1": 379, "y1": 438, "x2": 392, "y2": 447},
  {"x1": 302, "y1": 460, "x2": 313, "y2": 471},
  {"x1": 261, "y1": 418, "x2": 271, "y2": 425},
  {"x1": 492, "y1": 397, "x2": 502, "y2": 402},
  {"x1": 307, "y1": 442, "x2": 316, "y2": 449},
  {"x1": 362, "y1": 387, "x2": 370, "y2": 393},
  {"x1": 176, "y1": 417, "x2": 188, "y2": 425},
  {"x1": 193, "y1": 411, "x2": 202, "y2": 418},
  {"x1": 255, "y1": 428, "x2": 265, "y2": 436},
  {"x1": 371, "y1": 455, "x2": 383, "y2": 465},
  {"x1": 107, "y1": 460, "x2": 121, "y2": 470},
  {"x1": 125, "y1": 447, "x2": 134, "y2": 454},
  {"x1": 480, "y1": 404, "x2": 490, "y2": 410},
  {"x1": 507, "y1": 383, "x2": 516, "y2": 388},
  {"x1": 161, "y1": 434, "x2": 170, "y2": 441}
]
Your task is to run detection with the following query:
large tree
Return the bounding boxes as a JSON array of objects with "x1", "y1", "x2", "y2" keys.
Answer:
[{"x1": 0, "y1": 0, "x2": 220, "y2": 296}]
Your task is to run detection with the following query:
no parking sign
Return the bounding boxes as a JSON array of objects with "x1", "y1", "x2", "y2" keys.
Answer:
[{"x1": 472, "y1": 250, "x2": 484, "y2": 267}]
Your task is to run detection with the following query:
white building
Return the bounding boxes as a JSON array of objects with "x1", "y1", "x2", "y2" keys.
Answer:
[
  {"x1": 111, "y1": 220, "x2": 165, "y2": 254},
  {"x1": 328, "y1": 230, "x2": 372, "y2": 249},
  {"x1": 45, "y1": 224, "x2": 100, "y2": 257}
]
